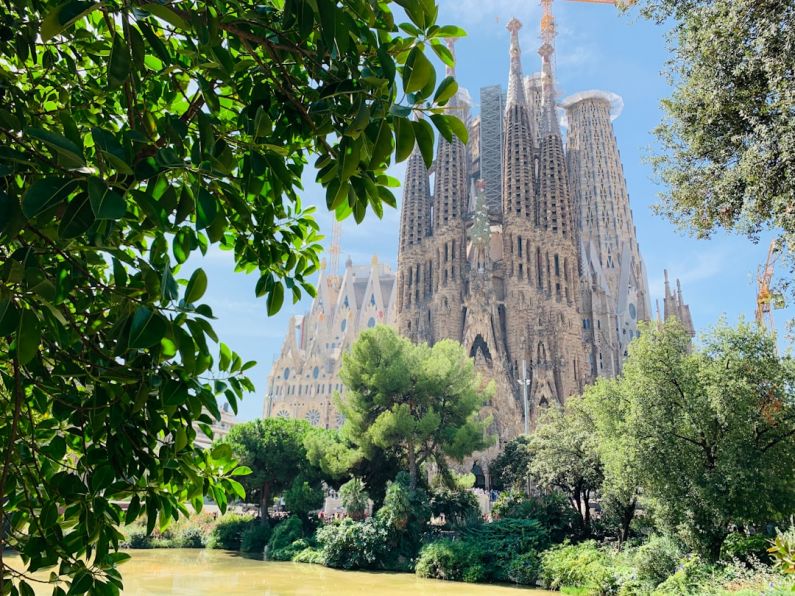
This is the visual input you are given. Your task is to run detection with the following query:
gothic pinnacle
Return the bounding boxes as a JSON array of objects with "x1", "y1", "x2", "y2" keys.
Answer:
[{"x1": 506, "y1": 17, "x2": 527, "y2": 108}]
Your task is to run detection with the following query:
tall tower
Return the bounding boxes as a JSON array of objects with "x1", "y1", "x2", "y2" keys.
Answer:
[
  {"x1": 563, "y1": 90, "x2": 652, "y2": 374},
  {"x1": 479, "y1": 85, "x2": 506, "y2": 213},
  {"x1": 396, "y1": 145, "x2": 433, "y2": 342},
  {"x1": 429, "y1": 39, "x2": 469, "y2": 342}
]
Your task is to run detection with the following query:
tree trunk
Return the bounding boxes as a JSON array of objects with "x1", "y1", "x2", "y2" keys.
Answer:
[
  {"x1": 259, "y1": 481, "x2": 271, "y2": 523},
  {"x1": 619, "y1": 499, "x2": 637, "y2": 547},
  {"x1": 407, "y1": 446, "x2": 417, "y2": 490},
  {"x1": 583, "y1": 489, "x2": 592, "y2": 536}
]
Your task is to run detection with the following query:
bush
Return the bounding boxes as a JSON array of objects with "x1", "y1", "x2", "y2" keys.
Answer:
[
  {"x1": 415, "y1": 539, "x2": 486, "y2": 583},
  {"x1": 651, "y1": 554, "x2": 716, "y2": 596},
  {"x1": 267, "y1": 516, "x2": 305, "y2": 561},
  {"x1": 292, "y1": 546, "x2": 325, "y2": 565},
  {"x1": 493, "y1": 491, "x2": 577, "y2": 543},
  {"x1": 124, "y1": 527, "x2": 152, "y2": 549},
  {"x1": 339, "y1": 477, "x2": 369, "y2": 520},
  {"x1": 634, "y1": 534, "x2": 684, "y2": 586},
  {"x1": 284, "y1": 477, "x2": 324, "y2": 520},
  {"x1": 539, "y1": 541, "x2": 619, "y2": 595},
  {"x1": 375, "y1": 473, "x2": 431, "y2": 565},
  {"x1": 316, "y1": 517, "x2": 390, "y2": 570},
  {"x1": 208, "y1": 513, "x2": 255, "y2": 550},
  {"x1": 462, "y1": 518, "x2": 549, "y2": 582},
  {"x1": 241, "y1": 523, "x2": 272, "y2": 554},
  {"x1": 429, "y1": 488, "x2": 480, "y2": 529},
  {"x1": 505, "y1": 550, "x2": 542, "y2": 585},
  {"x1": 721, "y1": 532, "x2": 772, "y2": 565},
  {"x1": 769, "y1": 524, "x2": 795, "y2": 575}
]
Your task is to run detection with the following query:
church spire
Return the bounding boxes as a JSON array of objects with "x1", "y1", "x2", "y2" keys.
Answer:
[
  {"x1": 506, "y1": 18, "x2": 527, "y2": 108},
  {"x1": 501, "y1": 17, "x2": 535, "y2": 220},
  {"x1": 398, "y1": 146, "x2": 431, "y2": 252}
]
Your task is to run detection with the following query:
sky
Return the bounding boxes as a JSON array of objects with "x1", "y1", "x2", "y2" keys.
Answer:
[{"x1": 195, "y1": 0, "x2": 793, "y2": 422}]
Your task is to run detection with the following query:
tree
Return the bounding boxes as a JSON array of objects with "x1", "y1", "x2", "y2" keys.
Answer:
[
  {"x1": 222, "y1": 418, "x2": 317, "y2": 521},
  {"x1": 339, "y1": 326, "x2": 493, "y2": 489},
  {"x1": 610, "y1": 319, "x2": 795, "y2": 560},
  {"x1": 527, "y1": 405, "x2": 603, "y2": 536},
  {"x1": 0, "y1": 0, "x2": 464, "y2": 590},
  {"x1": 339, "y1": 477, "x2": 369, "y2": 520},
  {"x1": 489, "y1": 435, "x2": 532, "y2": 491},
  {"x1": 579, "y1": 379, "x2": 643, "y2": 546},
  {"x1": 635, "y1": 0, "x2": 795, "y2": 280}
]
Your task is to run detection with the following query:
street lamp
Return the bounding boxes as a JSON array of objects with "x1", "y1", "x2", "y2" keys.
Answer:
[{"x1": 518, "y1": 359, "x2": 531, "y2": 435}]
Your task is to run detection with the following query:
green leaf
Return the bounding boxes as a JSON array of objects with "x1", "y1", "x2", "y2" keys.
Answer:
[
  {"x1": 227, "y1": 478, "x2": 246, "y2": 500},
  {"x1": 436, "y1": 25, "x2": 467, "y2": 38},
  {"x1": 22, "y1": 178, "x2": 77, "y2": 219},
  {"x1": 219, "y1": 342, "x2": 231, "y2": 371},
  {"x1": 412, "y1": 119, "x2": 434, "y2": 168},
  {"x1": 0, "y1": 298, "x2": 20, "y2": 336},
  {"x1": 230, "y1": 465, "x2": 252, "y2": 476},
  {"x1": 128, "y1": 306, "x2": 168, "y2": 349},
  {"x1": 185, "y1": 268, "x2": 207, "y2": 303},
  {"x1": 58, "y1": 192, "x2": 94, "y2": 239},
  {"x1": 87, "y1": 177, "x2": 126, "y2": 220},
  {"x1": 430, "y1": 114, "x2": 453, "y2": 143},
  {"x1": 394, "y1": 118, "x2": 415, "y2": 163},
  {"x1": 430, "y1": 41, "x2": 455, "y2": 69},
  {"x1": 91, "y1": 464, "x2": 115, "y2": 492},
  {"x1": 368, "y1": 120, "x2": 393, "y2": 169},
  {"x1": 403, "y1": 46, "x2": 434, "y2": 94},
  {"x1": 41, "y1": 0, "x2": 99, "y2": 41},
  {"x1": 17, "y1": 309, "x2": 41, "y2": 365},
  {"x1": 196, "y1": 189, "x2": 217, "y2": 230},
  {"x1": 445, "y1": 114, "x2": 468, "y2": 144},
  {"x1": 92, "y1": 128, "x2": 133, "y2": 175},
  {"x1": 433, "y1": 76, "x2": 458, "y2": 105},
  {"x1": 125, "y1": 496, "x2": 141, "y2": 525},
  {"x1": 26, "y1": 128, "x2": 85, "y2": 168},
  {"x1": 267, "y1": 281, "x2": 284, "y2": 316},
  {"x1": 141, "y1": 3, "x2": 189, "y2": 30},
  {"x1": 108, "y1": 34, "x2": 131, "y2": 88}
]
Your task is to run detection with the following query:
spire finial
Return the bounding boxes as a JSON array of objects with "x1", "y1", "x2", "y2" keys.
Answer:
[
  {"x1": 445, "y1": 37, "x2": 457, "y2": 77},
  {"x1": 505, "y1": 17, "x2": 526, "y2": 108}
]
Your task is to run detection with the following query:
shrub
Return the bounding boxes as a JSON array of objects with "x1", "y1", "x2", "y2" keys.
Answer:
[
  {"x1": 316, "y1": 517, "x2": 390, "y2": 570},
  {"x1": 284, "y1": 477, "x2": 324, "y2": 520},
  {"x1": 415, "y1": 539, "x2": 486, "y2": 583},
  {"x1": 539, "y1": 541, "x2": 618, "y2": 595},
  {"x1": 634, "y1": 534, "x2": 684, "y2": 586},
  {"x1": 493, "y1": 491, "x2": 577, "y2": 544},
  {"x1": 124, "y1": 527, "x2": 152, "y2": 549},
  {"x1": 651, "y1": 554, "x2": 716, "y2": 596},
  {"x1": 267, "y1": 516, "x2": 305, "y2": 561},
  {"x1": 375, "y1": 473, "x2": 431, "y2": 564},
  {"x1": 462, "y1": 518, "x2": 549, "y2": 582},
  {"x1": 208, "y1": 513, "x2": 255, "y2": 550},
  {"x1": 292, "y1": 546, "x2": 325, "y2": 565},
  {"x1": 769, "y1": 524, "x2": 795, "y2": 575},
  {"x1": 429, "y1": 488, "x2": 480, "y2": 529},
  {"x1": 241, "y1": 523, "x2": 272, "y2": 554},
  {"x1": 720, "y1": 532, "x2": 772, "y2": 565},
  {"x1": 339, "y1": 477, "x2": 369, "y2": 520},
  {"x1": 505, "y1": 550, "x2": 542, "y2": 585}
]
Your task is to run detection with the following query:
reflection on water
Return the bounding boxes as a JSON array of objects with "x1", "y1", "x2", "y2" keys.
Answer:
[{"x1": 8, "y1": 549, "x2": 552, "y2": 595}]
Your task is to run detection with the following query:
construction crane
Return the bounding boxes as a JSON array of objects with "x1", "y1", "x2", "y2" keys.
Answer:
[
  {"x1": 326, "y1": 219, "x2": 342, "y2": 288},
  {"x1": 756, "y1": 239, "x2": 782, "y2": 333}
]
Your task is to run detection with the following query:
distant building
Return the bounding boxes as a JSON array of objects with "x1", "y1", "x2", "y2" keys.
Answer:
[
  {"x1": 194, "y1": 402, "x2": 237, "y2": 450},
  {"x1": 662, "y1": 270, "x2": 695, "y2": 336},
  {"x1": 263, "y1": 257, "x2": 397, "y2": 428}
]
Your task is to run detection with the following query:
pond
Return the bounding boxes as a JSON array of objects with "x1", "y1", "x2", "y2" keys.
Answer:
[{"x1": 8, "y1": 549, "x2": 553, "y2": 595}]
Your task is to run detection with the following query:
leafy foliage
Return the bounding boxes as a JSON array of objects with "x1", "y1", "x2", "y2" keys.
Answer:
[
  {"x1": 0, "y1": 0, "x2": 466, "y2": 589},
  {"x1": 488, "y1": 435, "x2": 532, "y2": 490},
  {"x1": 636, "y1": 0, "x2": 795, "y2": 299},
  {"x1": 539, "y1": 541, "x2": 620, "y2": 594},
  {"x1": 240, "y1": 523, "x2": 272, "y2": 554},
  {"x1": 601, "y1": 320, "x2": 795, "y2": 559},
  {"x1": 492, "y1": 490, "x2": 577, "y2": 544},
  {"x1": 266, "y1": 516, "x2": 305, "y2": 561},
  {"x1": 283, "y1": 476, "x2": 324, "y2": 523},
  {"x1": 428, "y1": 487, "x2": 480, "y2": 529},
  {"x1": 207, "y1": 513, "x2": 255, "y2": 551},
  {"x1": 339, "y1": 326, "x2": 493, "y2": 489},
  {"x1": 221, "y1": 418, "x2": 319, "y2": 519},
  {"x1": 415, "y1": 539, "x2": 487, "y2": 583},
  {"x1": 316, "y1": 517, "x2": 390, "y2": 570},
  {"x1": 338, "y1": 477, "x2": 369, "y2": 520}
]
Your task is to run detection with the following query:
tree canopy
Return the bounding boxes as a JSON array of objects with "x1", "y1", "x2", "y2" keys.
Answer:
[
  {"x1": 636, "y1": 0, "x2": 795, "y2": 280},
  {"x1": 338, "y1": 326, "x2": 493, "y2": 489},
  {"x1": 0, "y1": 0, "x2": 464, "y2": 591},
  {"x1": 600, "y1": 320, "x2": 795, "y2": 559}
]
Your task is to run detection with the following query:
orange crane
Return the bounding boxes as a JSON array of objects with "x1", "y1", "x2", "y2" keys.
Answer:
[{"x1": 756, "y1": 239, "x2": 782, "y2": 333}]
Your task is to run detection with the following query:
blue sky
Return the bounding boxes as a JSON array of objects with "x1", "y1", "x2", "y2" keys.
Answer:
[{"x1": 196, "y1": 1, "x2": 792, "y2": 422}]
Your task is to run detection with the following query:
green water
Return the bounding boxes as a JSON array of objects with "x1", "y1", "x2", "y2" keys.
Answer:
[{"x1": 8, "y1": 549, "x2": 552, "y2": 595}]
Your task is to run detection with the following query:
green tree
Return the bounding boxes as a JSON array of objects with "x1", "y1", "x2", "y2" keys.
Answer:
[
  {"x1": 611, "y1": 319, "x2": 795, "y2": 559},
  {"x1": 283, "y1": 476, "x2": 324, "y2": 525},
  {"x1": 0, "y1": 0, "x2": 464, "y2": 590},
  {"x1": 339, "y1": 326, "x2": 493, "y2": 489},
  {"x1": 635, "y1": 0, "x2": 795, "y2": 279},
  {"x1": 527, "y1": 405, "x2": 603, "y2": 536},
  {"x1": 489, "y1": 435, "x2": 532, "y2": 491},
  {"x1": 222, "y1": 418, "x2": 317, "y2": 521},
  {"x1": 579, "y1": 379, "x2": 643, "y2": 546},
  {"x1": 339, "y1": 477, "x2": 369, "y2": 520}
]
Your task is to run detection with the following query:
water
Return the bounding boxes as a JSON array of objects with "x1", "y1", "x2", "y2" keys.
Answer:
[{"x1": 7, "y1": 549, "x2": 552, "y2": 594}]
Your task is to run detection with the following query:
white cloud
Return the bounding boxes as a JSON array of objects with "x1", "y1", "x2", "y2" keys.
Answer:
[
  {"x1": 439, "y1": 0, "x2": 540, "y2": 29},
  {"x1": 648, "y1": 248, "x2": 730, "y2": 299}
]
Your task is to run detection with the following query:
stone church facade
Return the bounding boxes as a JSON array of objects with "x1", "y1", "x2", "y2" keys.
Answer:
[{"x1": 396, "y1": 18, "x2": 658, "y2": 443}]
